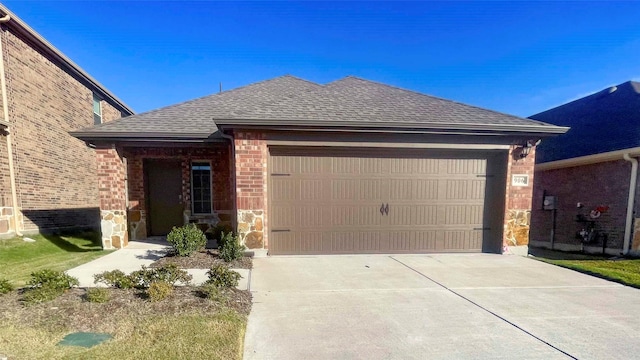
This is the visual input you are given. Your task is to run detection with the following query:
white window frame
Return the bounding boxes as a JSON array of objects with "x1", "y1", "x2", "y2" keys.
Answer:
[
  {"x1": 191, "y1": 160, "x2": 213, "y2": 214},
  {"x1": 93, "y1": 93, "x2": 102, "y2": 124}
]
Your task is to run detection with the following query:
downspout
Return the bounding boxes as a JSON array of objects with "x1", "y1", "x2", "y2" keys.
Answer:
[
  {"x1": 0, "y1": 14, "x2": 21, "y2": 236},
  {"x1": 219, "y1": 131, "x2": 237, "y2": 230},
  {"x1": 623, "y1": 153, "x2": 638, "y2": 255}
]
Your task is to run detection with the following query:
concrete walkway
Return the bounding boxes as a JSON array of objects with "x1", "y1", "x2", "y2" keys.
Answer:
[
  {"x1": 244, "y1": 254, "x2": 640, "y2": 360},
  {"x1": 66, "y1": 241, "x2": 250, "y2": 290}
]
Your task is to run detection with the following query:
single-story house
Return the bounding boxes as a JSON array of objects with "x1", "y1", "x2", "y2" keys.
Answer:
[
  {"x1": 529, "y1": 81, "x2": 640, "y2": 256},
  {"x1": 71, "y1": 75, "x2": 567, "y2": 255}
]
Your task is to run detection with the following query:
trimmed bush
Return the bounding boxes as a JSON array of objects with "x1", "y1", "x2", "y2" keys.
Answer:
[
  {"x1": 86, "y1": 288, "x2": 110, "y2": 303},
  {"x1": 147, "y1": 281, "x2": 173, "y2": 302},
  {"x1": 22, "y1": 269, "x2": 79, "y2": 304},
  {"x1": 219, "y1": 232, "x2": 246, "y2": 262},
  {"x1": 94, "y1": 269, "x2": 135, "y2": 289},
  {"x1": 209, "y1": 223, "x2": 234, "y2": 246},
  {"x1": 206, "y1": 264, "x2": 241, "y2": 288},
  {"x1": 167, "y1": 223, "x2": 207, "y2": 256},
  {"x1": 0, "y1": 278, "x2": 14, "y2": 295},
  {"x1": 28, "y1": 269, "x2": 79, "y2": 290},
  {"x1": 198, "y1": 282, "x2": 225, "y2": 302},
  {"x1": 130, "y1": 264, "x2": 192, "y2": 288},
  {"x1": 23, "y1": 284, "x2": 65, "y2": 304}
]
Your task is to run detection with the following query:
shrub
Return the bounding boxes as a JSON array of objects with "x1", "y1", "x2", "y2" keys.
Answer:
[
  {"x1": 94, "y1": 270, "x2": 135, "y2": 289},
  {"x1": 206, "y1": 264, "x2": 241, "y2": 288},
  {"x1": 130, "y1": 264, "x2": 192, "y2": 288},
  {"x1": 209, "y1": 223, "x2": 234, "y2": 246},
  {"x1": 23, "y1": 284, "x2": 65, "y2": 304},
  {"x1": 85, "y1": 288, "x2": 110, "y2": 303},
  {"x1": 0, "y1": 278, "x2": 14, "y2": 295},
  {"x1": 167, "y1": 223, "x2": 207, "y2": 256},
  {"x1": 28, "y1": 269, "x2": 78, "y2": 290},
  {"x1": 22, "y1": 269, "x2": 79, "y2": 304},
  {"x1": 198, "y1": 282, "x2": 225, "y2": 302},
  {"x1": 147, "y1": 281, "x2": 173, "y2": 302},
  {"x1": 219, "y1": 232, "x2": 246, "y2": 262}
]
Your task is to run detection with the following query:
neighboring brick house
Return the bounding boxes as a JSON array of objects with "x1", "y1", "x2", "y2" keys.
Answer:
[
  {"x1": 0, "y1": 5, "x2": 133, "y2": 238},
  {"x1": 530, "y1": 81, "x2": 640, "y2": 256},
  {"x1": 72, "y1": 75, "x2": 566, "y2": 254}
]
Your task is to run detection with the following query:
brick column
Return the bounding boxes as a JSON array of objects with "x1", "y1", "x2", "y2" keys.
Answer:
[
  {"x1": 234, "y1": 131, "x2": 268, "y2": 249},
  {"x1": 503, "y1": 145, "x2": 536, "y2": 249},
  {"x1": 97, "y1": 146, "x2": 128, "y2": 249}
]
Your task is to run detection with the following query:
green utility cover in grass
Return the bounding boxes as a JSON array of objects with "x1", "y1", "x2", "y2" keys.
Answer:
[{"x1": 57, "y1": 332, "x2": 112, "y2": 348}]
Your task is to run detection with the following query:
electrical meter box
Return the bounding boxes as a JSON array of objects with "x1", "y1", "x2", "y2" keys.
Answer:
[{"x1": 543, "y1": 196, "x2": 557, "y2": 210}]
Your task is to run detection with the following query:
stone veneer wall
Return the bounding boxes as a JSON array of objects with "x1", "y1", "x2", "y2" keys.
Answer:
[
  {"x1": 503, "y1": 146, "x2": 536, "y2": 248},
  {"x1": 96, "y1": 147, "x2": 127, "y2": 249},
  {"x1": 234, "y1": 131, "x2": 268, "y2": 249}
]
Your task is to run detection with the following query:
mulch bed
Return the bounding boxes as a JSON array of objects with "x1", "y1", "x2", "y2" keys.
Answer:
[
  {"x1": 0, "y1": 286, "x2": 252, "y2": 333},
  {"x1": 151, "y1": 249, "x2": 253, "y2": 270}
]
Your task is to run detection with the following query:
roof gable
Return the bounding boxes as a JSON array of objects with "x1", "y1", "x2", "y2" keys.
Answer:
[{"x1": 530, "y1": 81, "x2": 640, "y2": 163}]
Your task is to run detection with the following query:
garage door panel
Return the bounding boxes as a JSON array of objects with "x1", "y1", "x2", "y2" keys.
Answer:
[
  {"x1": 269, "y1": 151, "x2": 491, "y2": 254},
  {"x1": 443, "y1": 230, "x2": 483, "y2": 251},
  {"x1": 441, "y1": 205, "x2": 483, "y2": 225},
  {"x1": 270, "y1": 231, "x2": 325, "y2": 255},
  {"x1": 389, "y1": 179, "x2": 438, "y2": 201},
  {"x1": 446, "y1": 158, "x2": 486, "y2": 174},
  {"x1": 271, "y1": 178, "x2": 299, "y2": 202},
  {"x1": 331, "y1": 206, "x2": 383, "y2": 227},
  {"x1": 331, "y1": 232, "x2": 382, "y2": 253},
  {"x1": 390, "y1": 158, "x2": 439, "y2": 174}
]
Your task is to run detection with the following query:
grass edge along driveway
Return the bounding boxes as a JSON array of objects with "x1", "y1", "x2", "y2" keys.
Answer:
[{"x1": 531, "y1": 248, "x2": 640, "y2": 288}]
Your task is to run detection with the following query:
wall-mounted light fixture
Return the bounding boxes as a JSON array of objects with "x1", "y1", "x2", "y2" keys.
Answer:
[{"x1": 512, "y1": 139, "x2": 542, "y2": 160}]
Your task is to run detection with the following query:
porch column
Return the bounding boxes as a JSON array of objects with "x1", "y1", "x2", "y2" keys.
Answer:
[
  {"x1": 96, "y1": 146, "x2": 128, "y2": 249},
  {"x1": 503, "y1": 145, "x2": 536, "y2": 250},
  {"x1": 234, "y1": 131, "x2": 268, "y2": 249}
]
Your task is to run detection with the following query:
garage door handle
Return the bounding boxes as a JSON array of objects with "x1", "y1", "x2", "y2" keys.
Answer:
[
  {"x1": 384, "y1": 203, "x2": 389, "y2": 216},
  {"x1": 380, "y1": 203, "x2": 385, "y2": 216},
  {"x1": 272, "y1": 229, "x2": 290, "y2": 232}
]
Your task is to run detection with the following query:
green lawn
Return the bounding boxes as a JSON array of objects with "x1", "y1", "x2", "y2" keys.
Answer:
[
  {"x1": 0, "y1": 232, "x2": 112, "y2": 286},
  {"x1": 531, "y1": 248, "x2": 640, "y2": 288}
]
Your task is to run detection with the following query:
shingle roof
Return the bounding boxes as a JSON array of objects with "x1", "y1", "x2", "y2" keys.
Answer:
[
  {"x1": 530, "y1": 81, "x2": 640, "y2": 163},
  {"x1": 72, "y1": 75, "x2": 566, "y2": 141}
]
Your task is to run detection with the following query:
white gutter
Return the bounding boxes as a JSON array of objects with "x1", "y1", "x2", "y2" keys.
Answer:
[
  {"x1": 0, "y1": 14, "x2": 22, "y2": 236},
  {"x1": 536, "y1": 146, "x2": 640, "y2": 171},
  {"x1": 623, "y1": 153, "x2": 638, "y2": 255}
]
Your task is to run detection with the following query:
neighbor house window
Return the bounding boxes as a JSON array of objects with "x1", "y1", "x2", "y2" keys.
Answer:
[
  {"x1": 191, "y1": 161, "x2": 212, "y2": 214},
  {"x1": 93, "y1": 93, "x2": 102, "y2": 124}
]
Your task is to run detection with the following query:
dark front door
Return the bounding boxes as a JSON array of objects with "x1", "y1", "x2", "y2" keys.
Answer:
[{"x1": 146, "y1": 159, "x2": 183, "y2": 236}]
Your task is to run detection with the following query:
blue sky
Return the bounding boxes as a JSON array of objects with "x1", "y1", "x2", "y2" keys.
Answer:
[{"x1": 4, "y1": 1, "x2": 640, "y2": 117}]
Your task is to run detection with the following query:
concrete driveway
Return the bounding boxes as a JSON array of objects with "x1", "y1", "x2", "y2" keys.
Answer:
[{"x1": 243, "y1": 254, "x2": 640, "y2": 360}]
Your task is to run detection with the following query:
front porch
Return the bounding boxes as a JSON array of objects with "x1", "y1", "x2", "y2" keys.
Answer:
[{"x1": 97, "y1": 144, "x2": 239, "y2": 249}]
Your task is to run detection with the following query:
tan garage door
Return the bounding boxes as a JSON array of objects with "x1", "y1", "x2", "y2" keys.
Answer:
[{"x1": 269, "y1": 148, "x2": 489, "y2": 255}]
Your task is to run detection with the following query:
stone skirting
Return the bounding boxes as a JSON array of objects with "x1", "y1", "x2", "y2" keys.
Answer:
[
  {"x1": 101, "y1": 210, "x2": 128, "y2": 249},
  {"x1": 237, "y1": 209, "x2": 264, "y2": 249},
  {"x1": 0, "y1": 206, "x2": 15, "y2": 236},
  {"x1": 504, "y1": 209, "x2": 530, "y2": 246},
  {"x1": 128, "y1": 209, "x2": 147, "y2": 241}
]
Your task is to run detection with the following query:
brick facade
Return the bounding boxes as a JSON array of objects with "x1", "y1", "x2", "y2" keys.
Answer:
[
  {"x1": 530, "y1": 159, "x2": 631, "y2": 254},
  {"x1": 503, "y1": 146, "x2": 536, "y2": 248},
  {"x1": 234, "y1": 131, "x2": 268, "y2": 249},
  {"x1": 0, "y1": 20, "x2": 128, "y2": 237},
  {"x1": 123, "y1": 145, "x2": 233, "y2": 242},
  {"x1": 96, "y1": 147, "x2": 127, "y2": 249}
]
